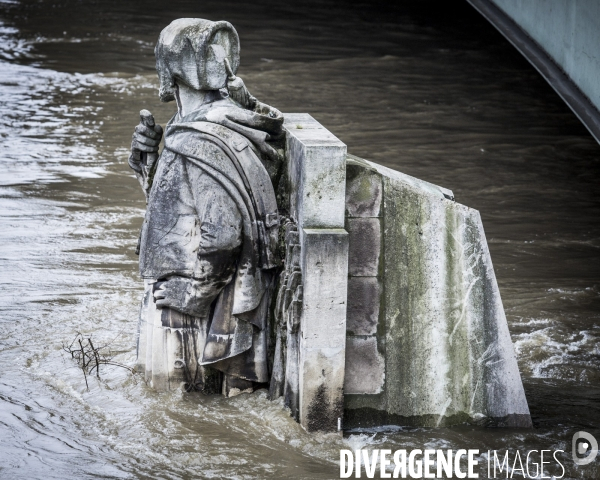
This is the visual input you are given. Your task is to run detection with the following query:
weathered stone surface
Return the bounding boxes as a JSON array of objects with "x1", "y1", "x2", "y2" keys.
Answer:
[
  {"x1": 343, "y1": 156, "x2": 531, "y2": 429},
  {"x1": 298, "y1": 228, "x2": 348, "y2": 431},
  {"x1": 346, "y1": 277, "x2": 380, "y2": 336},
  {"x1": 345, "y1": 155, "x2": 382, "y2": 218},
  {"x1": 139, "y1": 280, "x2": 222, "y2": 393},
  {"x1": 300, "y1": 228, "x2": 348, "y2": 347},
  {"x1": 347, "y1": 217, "x2": 381, "y2": 277},
  {"x1": 344, "y1": 337, "x2": 385, "y2": 395},
  {"x1": 270, "y1": 222, "x2": 303, "y2": 419},
  {"x1": 284, "y1": 114, "x2": 347, "y2": 229},
  {"x1": 155, "y1": 18, "x2": 240, "y2": 100},
  {"x1": 346, "y1": 155, "x2": 454, "y2": 201},
  {"x1": 300, "y1": 346, "x2": 345, "y2": 432},
  {"x1": 281, "y1": 114, "x2": 350, "y2": 433}
]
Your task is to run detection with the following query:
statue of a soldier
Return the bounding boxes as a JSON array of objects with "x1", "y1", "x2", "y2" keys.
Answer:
[{"x1": 128, "y1": 18, "x2": 284, "y2": 396}]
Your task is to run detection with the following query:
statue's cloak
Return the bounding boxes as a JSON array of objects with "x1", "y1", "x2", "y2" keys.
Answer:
[{"x1": 140, "y1": 98, "x2": 282, "y2": 383}]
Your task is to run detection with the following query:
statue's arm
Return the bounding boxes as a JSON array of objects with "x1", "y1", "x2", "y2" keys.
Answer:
[{"x1": 153, "y1": 166, "x2": 243, "y2": 317}]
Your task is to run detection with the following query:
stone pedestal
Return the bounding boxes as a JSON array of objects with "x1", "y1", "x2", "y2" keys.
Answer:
[{"x1": 283, "y1": 114, "x2": 348, "y2": 432}]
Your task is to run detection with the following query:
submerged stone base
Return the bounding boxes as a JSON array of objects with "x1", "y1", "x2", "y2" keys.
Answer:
[
  {"x1": 343, "y1": 404, "x2": 533, "y2": 429},
  {"x1": 136, "y1": 280, "x2": 221, "y2": 393}
]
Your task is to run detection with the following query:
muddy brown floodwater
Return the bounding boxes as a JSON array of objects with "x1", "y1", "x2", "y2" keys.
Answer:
[{"x1": 0, "y1": 0, "x2": 599, "y2": 478}]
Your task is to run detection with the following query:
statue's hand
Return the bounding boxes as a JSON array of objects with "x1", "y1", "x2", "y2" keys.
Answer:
[
  {"x1": 128, "y1": 111, "x2": 163, "y2": 173},
  {"x1": 153, "y1": 276, "x2": 212, "y2": 317},
  {"x1": 224, "y1": 58, "x2": 256, "y2": 110}
]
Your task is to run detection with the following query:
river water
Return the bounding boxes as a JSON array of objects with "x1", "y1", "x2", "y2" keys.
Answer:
[{"x1": 0, "y1": 0, "x2": 598, "y2": 478}]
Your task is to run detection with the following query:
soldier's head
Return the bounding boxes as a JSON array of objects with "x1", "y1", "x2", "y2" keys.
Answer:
[{"x1": 155, "y1": 18, "x2": 240, "y2": 102}]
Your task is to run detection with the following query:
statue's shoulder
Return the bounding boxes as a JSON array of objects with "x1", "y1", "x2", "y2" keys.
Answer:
[
  {"x1": 167, "y1": 120, "x2": 250, "y2": 156},
  {"x1": 163, "y1": 103, "x2": 279, "y2": 205},
  {"x1": 165, "y1": 101, "x2": 252, "y2": 159}
]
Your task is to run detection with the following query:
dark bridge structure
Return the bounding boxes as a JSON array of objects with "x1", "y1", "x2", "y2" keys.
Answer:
[{"x1": 468, "y1": 0, "x2": 600, "y2": 145}]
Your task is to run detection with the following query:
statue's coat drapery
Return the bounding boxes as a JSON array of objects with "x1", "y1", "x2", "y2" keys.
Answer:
[{"x1": 137, "y1": 96, "x2": 283, "y2": 387}]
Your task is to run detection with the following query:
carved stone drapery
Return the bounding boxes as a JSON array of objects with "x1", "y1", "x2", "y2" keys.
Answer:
[{"x1": 268, "y1": 221, "x2": 302, "y2": 420}]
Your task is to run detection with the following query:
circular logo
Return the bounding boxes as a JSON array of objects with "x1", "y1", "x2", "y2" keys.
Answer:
[{"x1": 572, "y1": 432, "x2": 598, "y2": 466}]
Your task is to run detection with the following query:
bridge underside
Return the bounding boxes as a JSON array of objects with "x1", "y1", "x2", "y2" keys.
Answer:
[{"x1": 467, "y1": 0, "x2": 600, "y2": 145}]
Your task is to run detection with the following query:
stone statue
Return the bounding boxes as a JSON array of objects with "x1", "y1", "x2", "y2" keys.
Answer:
[
  {"x1": 129, "y1": 17, "x2": 531, "y2": 433},
  {"x1": 129, "y1": 18, "x2": 285, "y2": 395}
]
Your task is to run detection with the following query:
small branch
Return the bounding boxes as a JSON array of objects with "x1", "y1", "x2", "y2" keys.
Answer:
[
  {"x1": 77, "y1": 337, "x2": 89, "y2": 390},
  {"x1": 63, "y1": 333, "x2": 136, "y2": 390},
  {"x1": 88, "y1": 338, "x2": 100, "y2": 378}
]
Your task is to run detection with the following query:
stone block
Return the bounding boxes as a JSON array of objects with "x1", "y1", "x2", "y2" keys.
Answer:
[
  {"x1": 344, "y1": 337, "x2": 384, "y2": 395},
  {"x1": 283, "y1": 114, "x2": 349, "y2": 434},
  {"x1": 298, "y1": 227, "x2": 349, "y2": 432},
  {"x1": 300, "y1": 228, "x2": 349, "y2": 348},
  {"x1": 346, "y1": 277, "x2": 380, "y2": 336},
  {"x1": 380, "y1": 169, "x2": 531, "y2": 427},
  {"x1": 346, "y1": 157, "x2": 382, "y2": 217},
  {"x1": 299, "y1": 346, "x2": 345, "y2": 432},
  {"x1": 284, "y1": 120, "x2": 530, "y2": 430},
  {"x1": 341, "y1": 155, "x2": 530, "y2": 428},
  {"x1": 284, "y1": 114, "x2": 347, "y2": 229},
  {"x1": 347, "y1": 217, "x2": 380, "y2": 277}
]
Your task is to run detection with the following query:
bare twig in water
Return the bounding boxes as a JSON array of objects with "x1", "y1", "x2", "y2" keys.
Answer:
[{"x1": 63, "y1": 332, "x2": 136, "y2": 390}]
